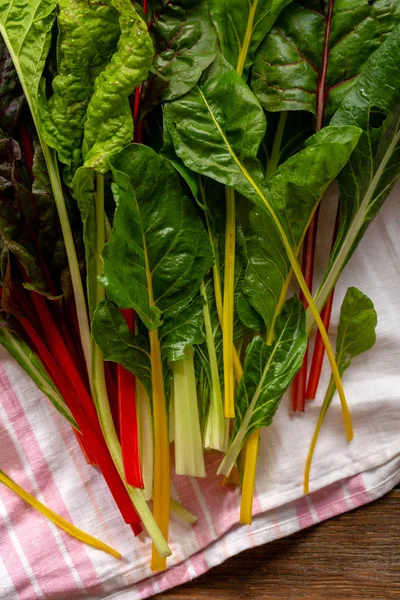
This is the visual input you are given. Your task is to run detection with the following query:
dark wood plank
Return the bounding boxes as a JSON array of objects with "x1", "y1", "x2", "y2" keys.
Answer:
[{"x1": 155, "y1": 488, "x2": 400, "y2": 600}]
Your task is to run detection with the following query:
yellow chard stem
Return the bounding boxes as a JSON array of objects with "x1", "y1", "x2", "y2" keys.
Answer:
[
  {"x1": 240, "y1": 429, "x2": 260, "y2": 524},
  {"x1": 223, "y1": 186, "x2": 236, "y2": 418},
  {"x1": 304, "y1": 375, "x2": 336, "y2": 495},
  {"x1": 199, "y1": 177, "x2": 242, "y2": 384},
  {"x1": 235, "y1": 0, "x2": 258, "y2": 78},
  {"x1": 150, "y1": 327, "x2": 171, "y2": 572},
  {"x1": 0, "y1": 470, "x2": 120, "y2": 559}
]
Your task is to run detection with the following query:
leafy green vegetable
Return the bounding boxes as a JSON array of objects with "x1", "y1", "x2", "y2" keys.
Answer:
[
  {"x1": 304, "y1": 287, "x2": 377, "y2": 493},
  {"x1": 149, "y1": 0, "x2": 217, "y2": 101},
  {"x1": 209, "y1": 0, "x2": 293, "y2": 78},
  {"x1": 335, "y1": 288, "x2": 377, "y2": 375},
  {"x1": 242, "y1": 125, "x2": 361, "y2": 335},
  {"x1": 82, "y1": 0, "x2": 153, "y2": 173},
  {"x1": 309, "y1": 25, "x2": 400, "y2": 332},
  {"x1": 92, "y1": 298, "x2": 152, "y2": 396},
  {"x1": 218, "y1": 297, "x2": 306, "y2": 476},
  {"x1": 0, "y1": 0, "x2": 56, "y2": 124},
  {"x1": 252, "y1": 0, "x2": 400, "y2": 122},
  {"x1": 165, "y1": 52, "x2": 360, "y2": 428},
  {"x1": 164, "y1": 53, "x2": 266, "y2": 202},
  {"x1": 101, "y1": 144, "x2": 213, "y2": 328},
  {"x1": 159, "y1": 297, "x2": 205, "y2": 363},
  {"x1": 92, "y1": 295, "x2": 205, "y2": 396},
  {"x1": 43, "y1": 0, "x2": 120, "y2": 176}
]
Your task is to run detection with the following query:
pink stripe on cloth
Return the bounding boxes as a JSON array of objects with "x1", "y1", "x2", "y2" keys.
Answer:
[
  {"x1": 0, "y1": 365, "x2": 102, "y2": 598},
  {"x1": 345, "y1": 473, "x2": 370, "y2": 507},
  {"x1": 195, "y1": 453, "x2": 239, "y2": 538},
  {"x1": 0, "y1": 512, "x2": 38, "y2": 600},
  {"x1": 294, "y1": 495, "x2": 315, "y2": 529},
  {"x1": 311, "y1": 481, "x2": 349, "y2": 521}
]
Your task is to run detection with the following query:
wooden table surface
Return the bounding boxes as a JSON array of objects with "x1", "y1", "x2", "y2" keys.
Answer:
[{"x1": 155, "y1": 485, "x2": 399, "y2": 600}]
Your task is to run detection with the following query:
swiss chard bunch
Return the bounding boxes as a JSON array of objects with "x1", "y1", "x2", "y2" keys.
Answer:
[{"x1": 0, "y1": 0, "x2": 397, "y2": 571}]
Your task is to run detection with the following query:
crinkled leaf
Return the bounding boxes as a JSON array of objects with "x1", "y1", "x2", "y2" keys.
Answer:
[
  {"x1": 241, "y1": 125, "x2": 361, "y2": 334},
  {"x1": 42, "y1": 0, "x2": 120, "y2": 176},
  {"x1": 209, "y1": 0, "x2": 293, "y2": 78},
  {"x1": 335, "y1": 287, "x2": 377, "y2": 376},
  {"x1": 159, "y1": 296, "x2": 205, "y2": 363},
  {"x1": 91, "y1": 298, "x2": 152, "y2": 396},
  {"x1": 149, "y1": 0, "x2": 217, "y2": 101},
  {"x1": 82, "y1": 0, "x2": 153, "y2": 172},
  {"x1": 310, "y1": 26, "x2": 400, "y2": 330},
  {"x1": 0, "y1": 38, "x2": 24, "y2": 136},
  {"x1": 100, "y1": 144, "x2": 213, "y2": 330},
  {"x1": 252, "y1": 0, "x2": 400, "y2": 120}
]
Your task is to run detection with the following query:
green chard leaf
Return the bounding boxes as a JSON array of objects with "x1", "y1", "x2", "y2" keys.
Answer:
[
  {"x1": 0, "y1": 0, "x2": 57, "y2": 123},
  {"x1": 165, "y1": 52, "x2": 360, "y2": 340},
  {"x1": 251, "y1": 0, "x2": 400, "y2": 122},
  {"x1": 209, "y1": 0, "x2": 293, "y2": 77},
  {"x1": 305, "y1": 287, "x2": 377, "y2": 493},
  {"x1": 91, "y1": 298, "x2": 152, "y2": 396},
  {"x1": 42, "y1": 0, "x2": 120, "y2": 176},
  {"x1": 335, "y1": 287, "x2": 377, "y2": 376},
  {"x1": 242, "y1": 125, "x2": 361, "y2": 335},
  {"x1": 164, "y1": 53, "x2": 267, "y2": 205},
  {"x1": 159, "y1": 296, "x2": 205, "y2": 363},
  {"x1": 99, "y1": 144, "x2": 214, "y2": 330},
  {"x1": 147, "y1": 0, "x2": 217, "y2": 102},
  {"x1": 82, "y1": 0, "x2": 154, "y2": 172},
  {"x1": 218, "y1": 297, "x2": 306, "y2": 476},
  {"x1": 308, "y1": 25, "x2": 400, "y2": 332}
]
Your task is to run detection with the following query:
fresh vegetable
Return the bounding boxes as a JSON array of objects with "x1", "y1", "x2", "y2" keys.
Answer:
[
  {"x1": 0, "y1": 0, "x2": 398, "y2": 573},
  {"x1": 304, "y1": 287, "x2": 377, "y2": 493},
  {"x1": 251, "y1": 1, "x2": 400, "y2": 408}
]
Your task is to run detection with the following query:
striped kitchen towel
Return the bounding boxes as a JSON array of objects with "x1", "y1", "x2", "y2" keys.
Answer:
[{"x1": 1, "y1": 185, "x2": 400, "y2": 599}]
